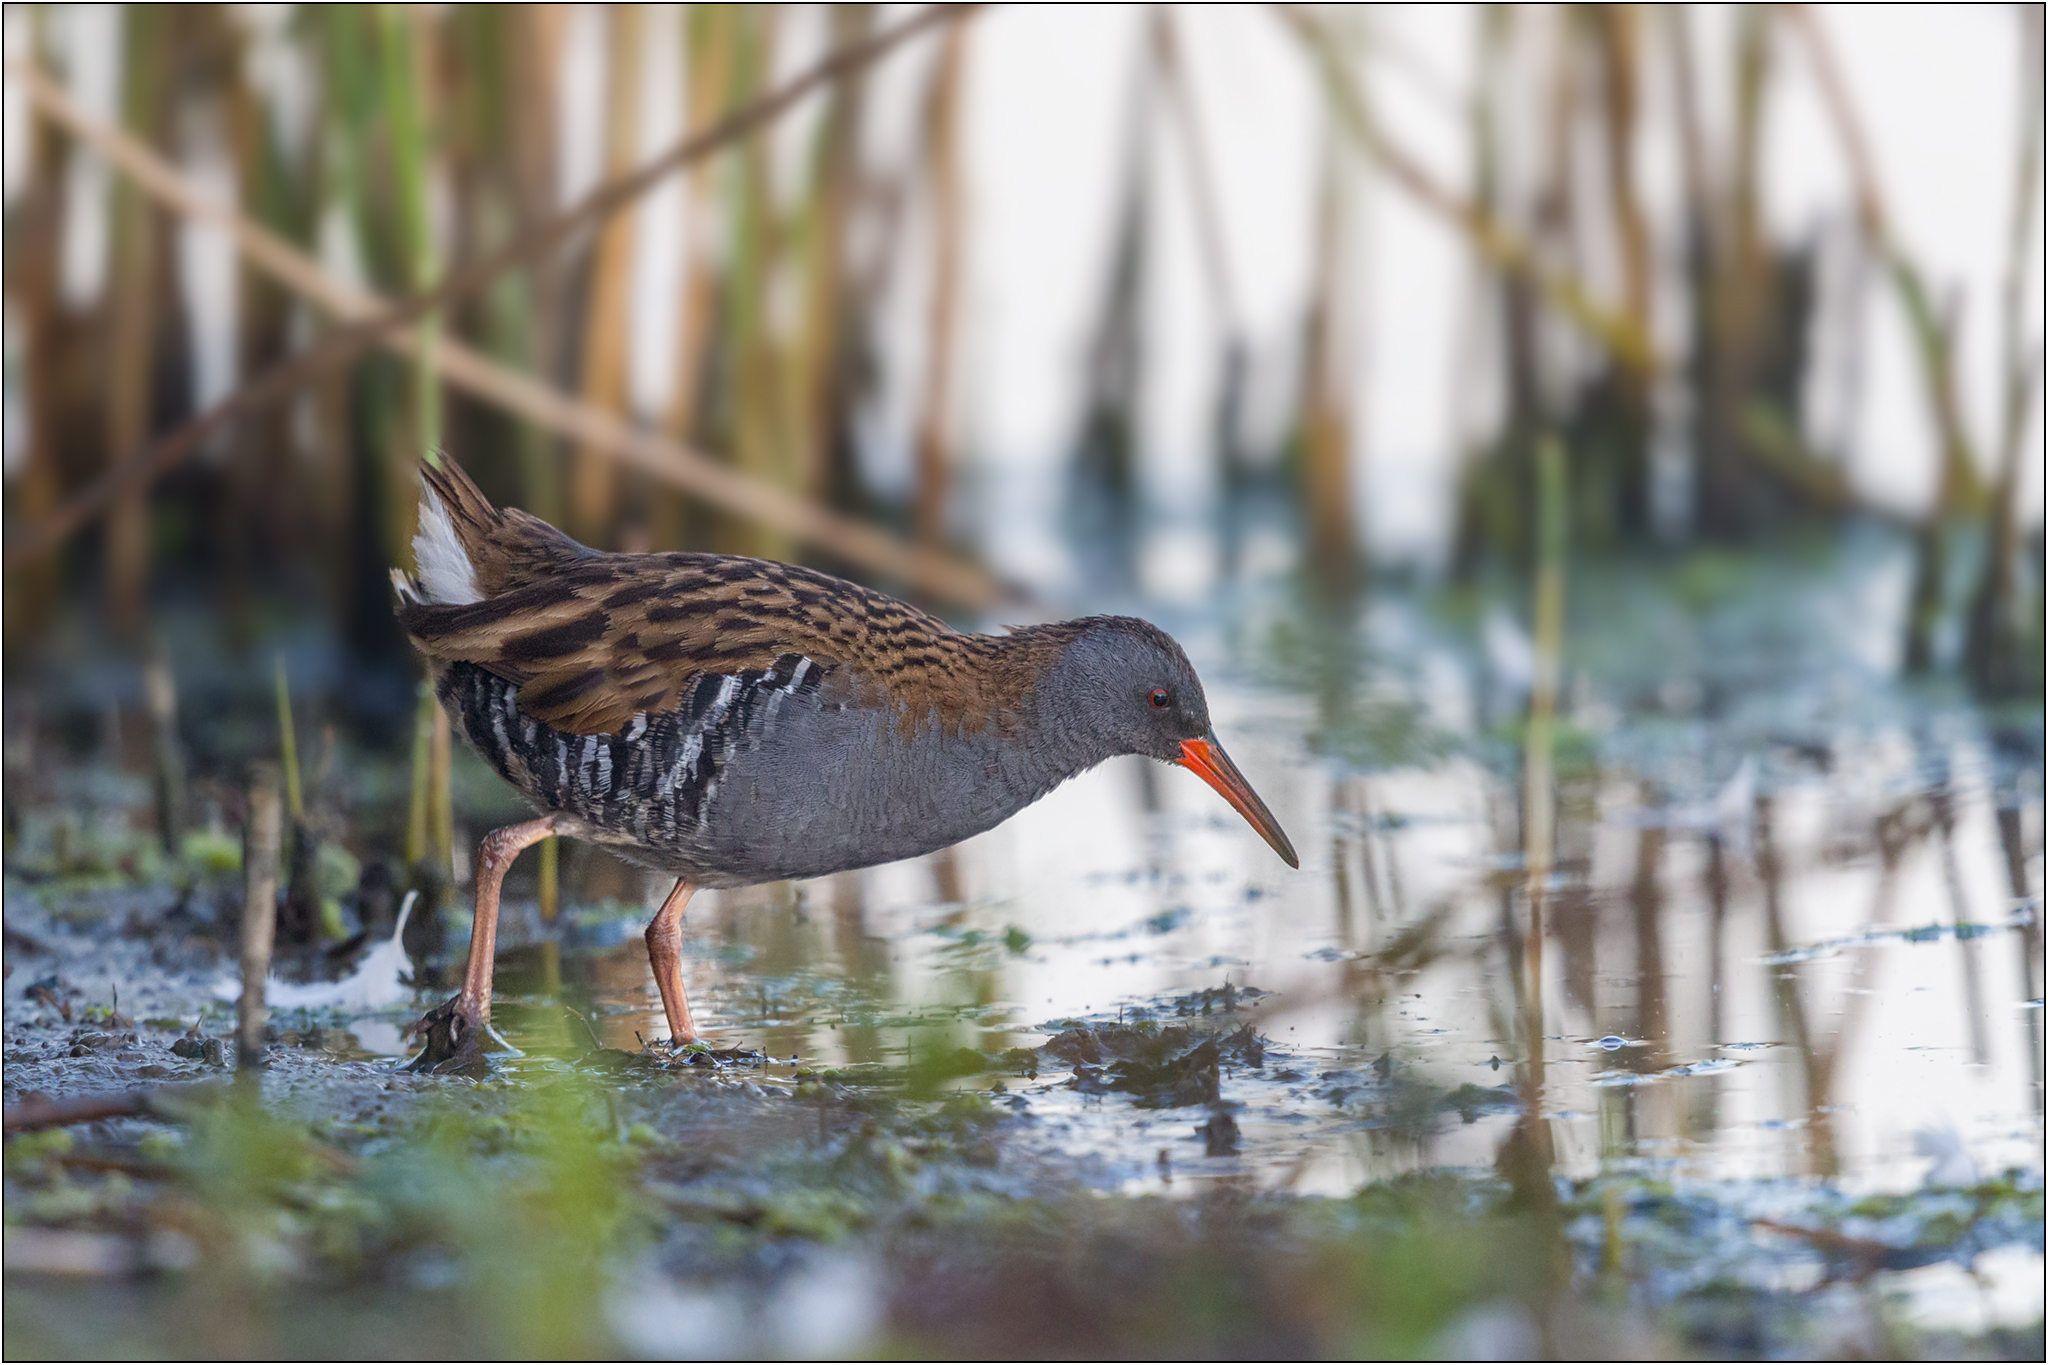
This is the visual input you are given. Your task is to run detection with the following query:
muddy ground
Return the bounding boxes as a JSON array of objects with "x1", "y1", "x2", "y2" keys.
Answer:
[{"x1": 4, "y1": 875, "x2": 2041, "y2": 1359}]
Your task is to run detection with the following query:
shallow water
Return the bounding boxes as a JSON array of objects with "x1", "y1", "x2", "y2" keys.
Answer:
[
  {"x1": 5, "y1": 531, "x2": 2042, "y2": 1354},
  {"x1": 457, "y1": 532, "x2": 2044, "y2": 1202}
]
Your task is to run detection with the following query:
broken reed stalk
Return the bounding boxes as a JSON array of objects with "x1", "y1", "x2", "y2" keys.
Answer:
[
  {"x1": 142, "y1": 647, "x2": 187, "y2": 856},
  {"x1": 239, "y1": 764, "x2": 283, "y2": 1071},
  {"x1": 1521, "y1": 435, "x2": 1567, "y2": 1104},
  {"x1": 273, "y1": 653, "x2": 303, "y2": 823}
]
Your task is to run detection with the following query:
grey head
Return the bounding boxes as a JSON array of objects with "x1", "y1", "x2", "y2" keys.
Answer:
[{"x1": 1032, "y1": 616, "x2": 1299, "y2": 868}]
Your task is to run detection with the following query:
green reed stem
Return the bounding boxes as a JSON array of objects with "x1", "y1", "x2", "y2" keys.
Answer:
[
  {"x1": 405, "y1": 679, "x2": 433, "y2": 866},
  {"x1": 274, "y1": 653, "x2": 304, "y2": 824}
]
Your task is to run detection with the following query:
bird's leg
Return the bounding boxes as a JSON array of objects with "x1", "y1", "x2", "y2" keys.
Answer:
[
  {"x1": 409, "y1": 815, "x2": 560, "y2": 1074},
  {"x1": 644, "y1": 878, "x2": 700, "y2": 1046}
]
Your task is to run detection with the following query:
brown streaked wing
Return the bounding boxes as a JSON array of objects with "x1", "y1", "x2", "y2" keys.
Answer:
[{"x1": 396, "y1": 552, "x2": 971, "y2": 735}]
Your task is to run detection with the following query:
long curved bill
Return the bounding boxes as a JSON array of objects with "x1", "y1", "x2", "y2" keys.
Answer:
[{"x1": 1177, "y1": 735, "x2": 1300, "y2": 869}]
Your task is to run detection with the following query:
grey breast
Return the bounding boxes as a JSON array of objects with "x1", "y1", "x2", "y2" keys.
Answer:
[{"x1": 439, "y1": 658, "x2": 1075, "y2": 888}]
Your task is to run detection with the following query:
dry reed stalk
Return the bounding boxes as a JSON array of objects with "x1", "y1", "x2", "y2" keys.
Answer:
[
  {"x1": 790, "y1": 5, "x2": 873, "y2": 525},
  {"x1": 4, "y1": 5, "x2": 981, "y2": 569},
  {"x1": 569, "y1": 3, "x2": 647, "y2": 545},
  {"x1": 239, "y1": 763, "x2": 283, "y2": 1070},
  {"x1": 382, "y1": 4, "x2": 444, "y2": 577},
  {"x1": 912, "y1": 20, "x2": 969, "y2": 552},
  {"x1": 1787, "y1": 6, "x2": 1991, "y2": 669},
  {"x1": 1592, "y1": 8, "x2": 1652, "y2": 371},
  {"x1": 1590, "y1": 7, "x2": 1654, "y2": 526},
  {"x1": 5, "y1": 23, "x2": 67, "y2": 649},
  {"x1": 1300, "y1": 66, "x2": 1362, "y2": 590},
  {"x1": 1280, "y1": 3, "x2": 1656, "y2": 380},
  {"x1": 1154, "y1": 10, "x2": 1241, "y2": 336},
  {"x1": 721, "y1": 6, "x2": 789, "y2": 563},
  {"x1": 505, "y1": 4, "x2": 571, "y2": 529},
  {"x1": 102, "y1": 6, "x2": 167, "y2": 637},
  {"x1": 1966, "y1": 5, "x2": 2045, "y2": 696},
  {"x1": 143, "y1": 647, "x2": 187, "y2": 856},
  {"x1": 6, "y1": 40, "x2": 1015, "y2": 611},
  {"x1": 665, "y1": 4, "x2": 735, "y2": 457}
]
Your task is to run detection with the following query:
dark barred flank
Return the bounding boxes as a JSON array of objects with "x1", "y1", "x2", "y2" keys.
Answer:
[{"x1": 438, "y1": 652, "x2": 832, "y2": 852}]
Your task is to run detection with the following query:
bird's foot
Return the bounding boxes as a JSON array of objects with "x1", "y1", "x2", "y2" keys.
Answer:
[{"x1": 406, "y1": 994, "x2": 492, "y2": 1077}]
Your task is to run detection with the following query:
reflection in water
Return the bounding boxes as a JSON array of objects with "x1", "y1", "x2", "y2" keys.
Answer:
[{"x1": 473, "y1": 545, "x2": 2040, "y2": 1202}]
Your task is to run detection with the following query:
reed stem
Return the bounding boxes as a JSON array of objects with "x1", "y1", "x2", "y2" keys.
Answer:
[
  {"x1": 274, "y1": 653, "x2": 304, "y2": 824},
  {"x1": 405, "y1": 680, "x2": 433, "y2": 867},
  {"x1": 430, "y1": 697, "x2": 454, "y2": 880},
  {"x1": 239, "y1": 764, "x2": 283, "y2": 1070},
  {"x1": 538, "y1": 835, "x2": 560, "y2": 922}
]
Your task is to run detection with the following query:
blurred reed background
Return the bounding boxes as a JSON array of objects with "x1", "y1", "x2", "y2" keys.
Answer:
[
  {"x1": 3, "y1": 0, "x2": 2040, "y2": 958},
  {"x1": 3, "y1": 2, "x2": 2038, "y2": 666}
]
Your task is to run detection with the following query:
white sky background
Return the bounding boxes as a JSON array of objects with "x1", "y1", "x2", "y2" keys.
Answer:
[
  {"x1": 7, "y1": 4, "x2": 2042, "y2": 581},
  {"x1": 937, "y1": 2, "x2": 2046, "y2": 574},
  {"x1": 938, "y1": 2, "x2": 2047, "y2": 574}
]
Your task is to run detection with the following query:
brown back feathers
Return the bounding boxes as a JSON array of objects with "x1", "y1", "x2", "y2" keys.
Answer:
[{"x1": 396, "y1": 459, "x2": 1052, "y2": 737}]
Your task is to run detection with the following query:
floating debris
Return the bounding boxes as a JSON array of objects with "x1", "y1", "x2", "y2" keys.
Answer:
[{"x1": 212, "y1": 892, "x2": 419, "y2": 1013}]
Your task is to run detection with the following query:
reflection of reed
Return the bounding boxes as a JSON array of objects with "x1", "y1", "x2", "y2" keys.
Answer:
[
  {"x1": 1995, "y1": 796, "x2": 2045, "y2": 1114},
  {"x1": 1629, "y1": 782, "x2": 1669, "y2": 1072},
  {"x1": 1689, "y1": 830, "x2": 1733, "y2": 1136},
  {"x1": 830, "y1": 871, "x2": 887, "y2": 1066},
  {"x1": 1929, "y1": 774, "x2": 1991, "y2": 1065},
  {"x1": 1756, "y1": 792, "x2": 1925, "y2": 1178}
]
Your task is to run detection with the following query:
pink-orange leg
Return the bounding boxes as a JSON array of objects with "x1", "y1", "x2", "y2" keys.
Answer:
[
  {"x1": 644, "y1": 878, "x2": 701, "y2": 1044},
  {"x1": 454, "y1": 815, "x2": 562, "y2": 1027}
]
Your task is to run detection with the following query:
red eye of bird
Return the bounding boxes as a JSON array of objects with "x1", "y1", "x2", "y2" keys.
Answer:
[{"x1": 1149, "y1": 688, "x2": 1171, "y2": 709}]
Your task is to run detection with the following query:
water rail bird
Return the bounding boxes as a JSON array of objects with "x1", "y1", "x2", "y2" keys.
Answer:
[{"x1": 392, "y1": 457, "x2": 1297, "y2": 1070}]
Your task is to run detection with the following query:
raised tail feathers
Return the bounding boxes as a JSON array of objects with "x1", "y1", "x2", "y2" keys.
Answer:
[{"x1": 394, "y1": 454, "x2": 594, "y2": 607}]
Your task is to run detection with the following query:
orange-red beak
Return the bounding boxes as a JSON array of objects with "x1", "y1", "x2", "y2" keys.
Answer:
[{"x1": 1177, "y1": 736, "x2": 1299, "y2": 868}]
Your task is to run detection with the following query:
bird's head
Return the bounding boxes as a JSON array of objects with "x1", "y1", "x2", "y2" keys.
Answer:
[{"x1": 1041, "y1": 616, "x2": 1299, "y2": 869}]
